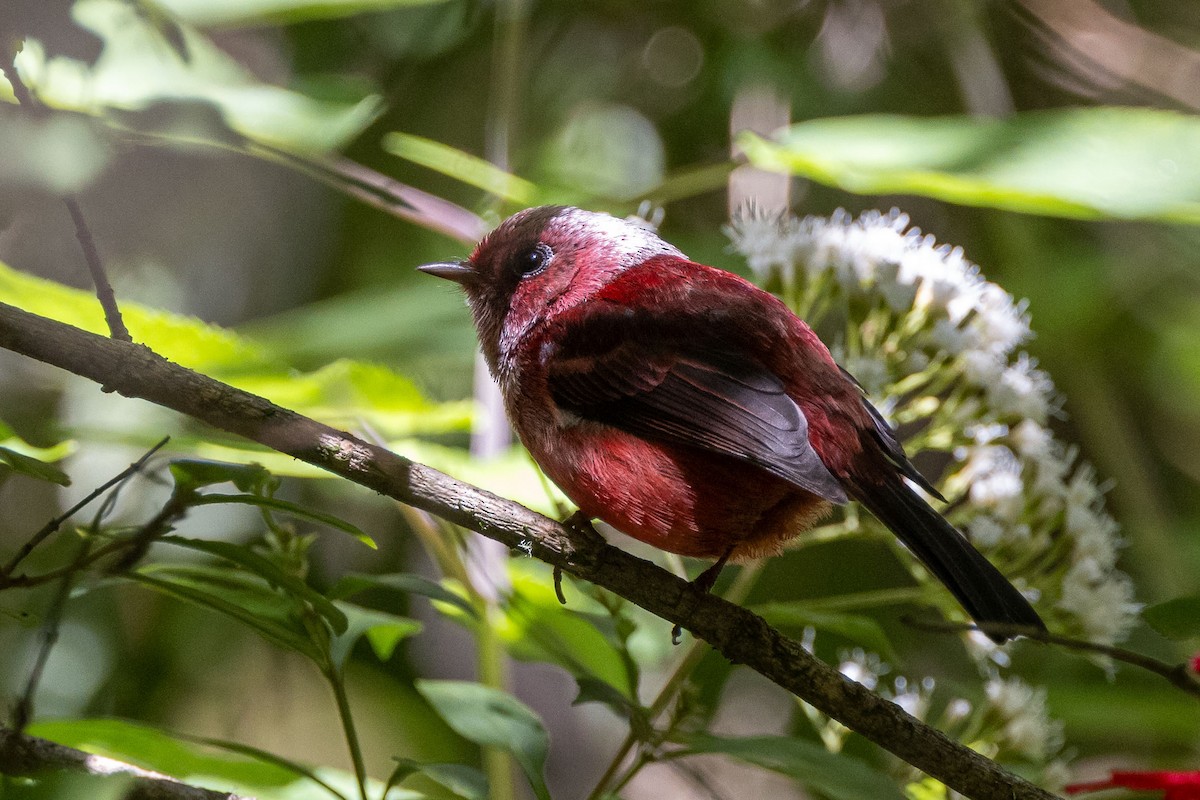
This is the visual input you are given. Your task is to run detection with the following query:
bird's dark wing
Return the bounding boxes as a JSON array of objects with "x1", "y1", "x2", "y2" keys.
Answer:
[
  {"x1": 836, "y1": 366, "x2": 945, "y2": 501},
  {"x1": 544, "y1": 310, "x2": 848, "y2": 504}
]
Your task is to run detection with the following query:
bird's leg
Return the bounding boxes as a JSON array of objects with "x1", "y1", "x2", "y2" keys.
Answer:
[
  {"x1": 672, "y1": 545, "x2": 735, "y2": 644},
  {"x1": 552, "y1": 566, "x2": 566, "y2": 605},
  {"x1": 562, "y1": 509, "x2": 601, "y2": 540},
  {"x1": 693, "y1": 547, "x2": 734, "y2": 594},
  {"x1": 554, "y1": 510, "x2": 603, "y2": 605}
]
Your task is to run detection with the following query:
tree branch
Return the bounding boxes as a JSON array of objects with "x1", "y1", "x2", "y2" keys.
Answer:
[{"x1": 0, "y1": 301, "x2": 1059, "y2": 800}]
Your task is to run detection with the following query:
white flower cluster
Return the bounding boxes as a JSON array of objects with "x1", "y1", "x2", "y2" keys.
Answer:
[
  {"x1": 831, "y1": 648, "x2": 1068, "y2": 784},
  {"x1": 983, "y1": 676, "x2": 1064, "y2": 763},
  {"x1": 727, "y1": 209, "x2": 1139, "y2": 645}
]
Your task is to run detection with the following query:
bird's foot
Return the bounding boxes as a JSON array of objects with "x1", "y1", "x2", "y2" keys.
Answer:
[
  {"x1": 553, "y1": 510, "x2": 602, "y2": 606},
  {"x1": 562, "y1": 509, "x2": 602, "y2": 542},
  {"x1": 672, "y1": 547, "x2": 735, "y2": 644},
  {"x1": 552, "y1": 566, "x2": 566, "y2": 605}
]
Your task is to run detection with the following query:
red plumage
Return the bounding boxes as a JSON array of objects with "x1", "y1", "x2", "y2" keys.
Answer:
[{"x1": 420, "y1": 206, "x2": 1045, "y2": 638}]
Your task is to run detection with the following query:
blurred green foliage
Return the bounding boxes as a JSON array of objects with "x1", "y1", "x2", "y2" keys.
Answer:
[{"x1": 3, "y1": 0, "x2": 1200, "y2": 798}]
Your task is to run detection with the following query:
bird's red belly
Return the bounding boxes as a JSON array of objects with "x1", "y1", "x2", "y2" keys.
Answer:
[{"x1": 534, "y1": 423, "x2": 830, "y2": 560}]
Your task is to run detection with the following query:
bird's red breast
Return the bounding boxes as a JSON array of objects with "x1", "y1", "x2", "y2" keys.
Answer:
[{"x1": 503, "y1": 256, "x2": 869, "y2": 560}]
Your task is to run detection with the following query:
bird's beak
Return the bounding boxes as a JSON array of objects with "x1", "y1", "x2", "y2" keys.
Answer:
[{"x1": 417, "y1": 261, "x2": 475, "y2": 284}]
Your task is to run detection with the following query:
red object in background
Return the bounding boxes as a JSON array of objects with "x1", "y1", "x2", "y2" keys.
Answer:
[
  {"x1": 1189, "y1": 653, "x2": 1200, "y2": 675},
  {"x1": 1067, "y1": 771, "x2": 1200, "y2": 799}
]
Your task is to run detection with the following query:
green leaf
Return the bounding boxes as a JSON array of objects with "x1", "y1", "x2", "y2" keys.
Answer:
[
  {"x1": 233, "y1": 358, "x2": 472, "y2": 438},
  {"x1": 383, "y1": 132, "x2": 539, "y2": 204},
  {"x1": 679, "y1": 734, "x2": 906, "y2": 800},
  {"x1": 571, "y1": 676, "x2": 641, "y2": 720},
  {"x1": 330, "y1": 602, "x2": 422, "y2": 668},
  {"x1": 150, "y1": 0, "x2": 453, "y2": 27},
  {"x1": 169, "y1": 459, "x2": 274, "y2": 493},
  {"x1": 27, "y1": 718, "x2": 389, "y2": 799},
  {"x1": 495, "y1": 564, "x2": 633, "y2": 699},
  {"x1": 0, "y1": 261, "x2": 472, "y2": 446},
  {"x1": 0, "y1": 423, "x2": 74, "y2": 486},
  {"x1": 328, "y1": 572, "x2": 479, "y2": 619},
  {"x1": 415, "y1": 680, "x2": 551, "y2": 800},
  {"x1": 740, "y1": 108, "x2": 1200, "y2": 223},
  {"x1": 752, "y1": 603, "x2": 900, "y2": 664},
  {"x1": 387, "y1": 758, "x2": 487, "y2": 800},
  {"x1": 0, "y1": 446, "x2": 72, "y2": 486},
  {"x1": 127, "y1": 564, "x2": 323, "y2": 661},
  {"x1": 160, "y1": 535, "x2": 348, "y2": 634},
  {"x1": 4, "y1": 770, "x2": 134, "y2": 800},
  {"x1": 1143, "y1": 595, "x2": 1200, "y2": 640},
  {"x1": 17, "y1": 0, "x2": 383, "y2": 151},
  {"x1": 27, "y1": 718, "x2": 324, "y2": 796},
  {"x1": 190, "y1": 493, "x2": 377, "y2": 549},
  {"x1": 0, "y1": 258, "x2": 274, "y2": 373}
]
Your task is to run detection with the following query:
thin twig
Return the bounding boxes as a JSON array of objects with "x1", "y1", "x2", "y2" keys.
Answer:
[
  {"x1": 64, "y1": 196, "x2": 132, "y2": 342},
  {"x1": 0, "y1": 302, "x2": 1061, "y2": 800},
  {"x1": 1, "y1": 437, "x2": 170, "y2": 578},
  {"x1": 128, "y1": 129, "x2": 487, "y2": 245},
  {"x1": 903, "y1": 615, "x2": 1200, "y2": 698},
  {"x1": 0, "y1": 540, "x2": 128, "y2": 589},
  {"x1": 0, "y1": 40, "x2": 37, "y2": 109},
  {"x1": 11, "y1": 534, "x2": 95, "y2": 733},
  {"x1": 0, "y1": 47, "x2": 132, "y2": 343},
  {"x1": 105, "y1": 486, "x2": 195, "y2": 574}
]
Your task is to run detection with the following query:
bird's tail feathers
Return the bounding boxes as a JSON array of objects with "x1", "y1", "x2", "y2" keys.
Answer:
[{"x1": 850, "y1": 479, "x2": 1045, "y2": 641}]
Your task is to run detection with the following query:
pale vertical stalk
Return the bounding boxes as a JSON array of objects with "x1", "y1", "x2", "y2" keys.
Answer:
[
  {"x1": 728, "y1": 84, "x2": 791, "y2": 218},
  {"x1": 473, "y1": 3, "x2": 529, "y2": 799},
  {"x1": 478, "y1": 608, "x2": 515, "y2": 800}
]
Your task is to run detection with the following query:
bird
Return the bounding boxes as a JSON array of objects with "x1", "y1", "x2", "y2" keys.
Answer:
[{"x1": 419, "y1": 205, "x2": 1045, "y2": 640}]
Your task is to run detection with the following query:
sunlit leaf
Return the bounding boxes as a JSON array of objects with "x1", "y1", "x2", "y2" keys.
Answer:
[
  {"x1": 0, "y1": 446, "x2": 72, "y2": 486},
  {"x1": 0, "y1": 420, "x2": 75, "y2": 463},
  {"x1": 233, "y1": 359, "x2": 472, "y2": 438},
  {"x1": 16, "y1": 0, "x2": 382, "y2": 151},
  {"x1": 392, "y1": 442, "x2": 565, "y2": 515},
  {"x1": 160, "y1": 535, "x2": 348, "y2": 634},
  {"x1": 0, "y1": 258, "x2": 272, "y2": 373},
  {"x1": 415, "y1": 680, "x2": 550, "y2": 800},
  {"x1": 1143, "y1": 595, "x2": 1200, "y2": 640},
  {"x1": 383, "y1": 132, "x2": 539, "y2": 204},
  {"x1": 170, "y1": 437, "x2": 564, "y2": 517},
  {"x1": 27, "y1": 718, "x2": 371, "y2": 800},
  {"x1": 150, "y1": 0, "x2": 452, "y2": 27},
  {"x1": 0, "y1": 260, "x2": 470, "y2": 443},
  {"x1": 679, "y1": 734, "x2": 906, "y2": 800},
  {"x1": 740, "y1": 108, "x2": 1200, "y2": 223}
]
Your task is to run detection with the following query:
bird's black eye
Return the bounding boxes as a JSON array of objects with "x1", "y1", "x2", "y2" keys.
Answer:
[{"x1": 518, "y1": 243, "x2": 552, "y2": 277}]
